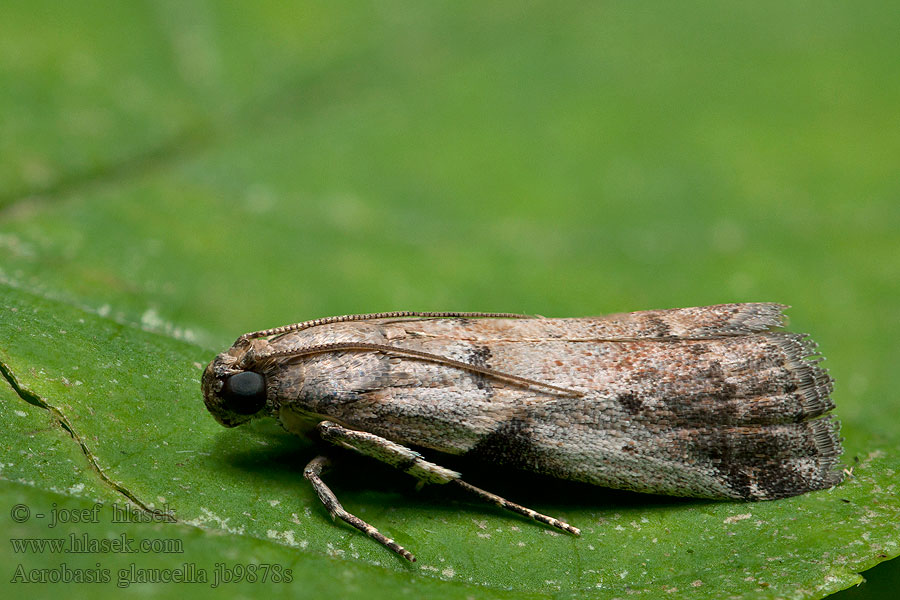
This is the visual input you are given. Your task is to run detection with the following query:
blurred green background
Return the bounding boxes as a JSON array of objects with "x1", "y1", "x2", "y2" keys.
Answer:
[{"x1": 1, "y1": 1, "x2": 897, "y2": 598}]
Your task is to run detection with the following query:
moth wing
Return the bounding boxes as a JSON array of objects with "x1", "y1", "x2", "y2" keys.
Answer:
[
  {"x1": 379, "y1": 302, "x2": 790, "y2": 342},
  {"x1": 264, "y1": 303, "x2": 843, "y2": 500},
  {"x1": 371, "y1": 304, "x2": 843, "y2": 500}
]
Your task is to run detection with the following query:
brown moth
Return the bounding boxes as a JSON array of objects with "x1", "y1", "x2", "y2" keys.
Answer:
[{"x1": 201, "y1": 303, "x2": 843, "y2": 561}]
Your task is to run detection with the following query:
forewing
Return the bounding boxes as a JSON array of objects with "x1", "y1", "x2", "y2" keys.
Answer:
[{"x1": 263, "y1": 303, "x2": 843, "y2": 500}]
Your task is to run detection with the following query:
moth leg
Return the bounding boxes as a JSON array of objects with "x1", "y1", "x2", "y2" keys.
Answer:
[
  {"x1": 317, "y1": 421, "x2": 579, "y2": 536},
  {"x1": 302, "y1": 454, "x2": 416, "y2": 562},
  {"x1": 451, "y1": 479, "x2": 581, "y2": 536},
  {"x1": 317, "y1": 421, "x2": 461, "y2": 484}
]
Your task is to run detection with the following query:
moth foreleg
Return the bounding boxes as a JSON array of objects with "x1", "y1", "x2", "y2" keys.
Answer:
[
  {"x1": 302, "y1": 454, "x2": 416, "y2": 562},
  {"x1": 316, "y1": 421, "x2": 461, "y2": 484}
]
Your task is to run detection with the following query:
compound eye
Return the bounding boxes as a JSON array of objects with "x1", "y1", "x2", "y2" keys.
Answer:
[{"x1": 221, "y1": 371, "x2": 267, "y2": 415}]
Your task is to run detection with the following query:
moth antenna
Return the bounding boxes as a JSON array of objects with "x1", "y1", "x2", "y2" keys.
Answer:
[
  {"x1": 236, "y1": 312, "x2": 531, "y2": 345},
  {"x1": 247, "y1": 342, "x2": 584, "y2": 398}
]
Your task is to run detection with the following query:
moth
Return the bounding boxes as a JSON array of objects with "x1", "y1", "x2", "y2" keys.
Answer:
[{"x1": 202, "y1": 303, "x2": 843, "y2": 561}]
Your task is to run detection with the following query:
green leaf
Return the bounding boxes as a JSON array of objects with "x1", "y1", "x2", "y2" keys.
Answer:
[
  {"x1": 2, "y1": 268, "x2": 899, "y2": 599},
  {"x1": 2, "y1": 479, "x2": 530, "y2": 599},
  {"x1": 1, "y1": 2, "x2": 898, "y2": 598}
]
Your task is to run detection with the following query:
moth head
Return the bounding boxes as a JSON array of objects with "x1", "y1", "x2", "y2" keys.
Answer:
[{"x1": 202, "y1": 349, "x2": 269, "y2": 427}]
